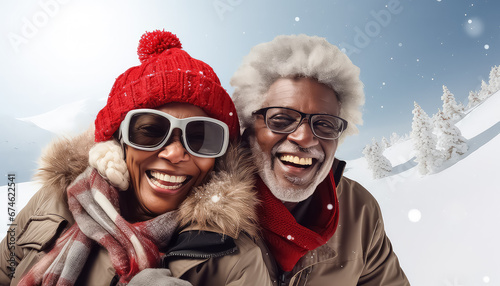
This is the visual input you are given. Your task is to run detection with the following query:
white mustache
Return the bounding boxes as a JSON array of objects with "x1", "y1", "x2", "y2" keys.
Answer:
[{"x1": 272, "y1": 141, "x2": 325, "y2": 162}]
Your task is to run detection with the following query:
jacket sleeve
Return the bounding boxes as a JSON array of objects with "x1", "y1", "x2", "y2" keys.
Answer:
[
  {"x1": 0, "y1": 187, "x2": 69, "y2": 285},
  {"x1": 0, "y1": 188, "x2": 46, "y2": 284},
  {"x1": 358, "y1": 207, "x2": 410, "y2": 286}
]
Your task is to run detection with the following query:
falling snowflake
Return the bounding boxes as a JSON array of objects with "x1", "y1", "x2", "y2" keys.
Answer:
[
  {"x1": 295, "y1": 17, "x2": 300, "y2": 22},
  {"x1": 398, "y1": 43, "x2": 403, "y2": 47},
  {"x1": 464, "y1": 17, "x2": 484, "y2": 37},
  {"x1": 211, "y1": 195, "x2": 220, "y2": 203},
  {"x1": 483, "y1": 276, "x2": 490, "y2": 283},
  {"x1": 484, "y1": 44, "x2": 490, "y2": 50},
  {"x1": 327, "y1": 204, "x2": 333, "y2": 210},
  {"x1": 408, "y1": 209, "x2": 422, "y2": 222}
]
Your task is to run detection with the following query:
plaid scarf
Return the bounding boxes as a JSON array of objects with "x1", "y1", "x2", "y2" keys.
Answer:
[
  {"x1": 256, "y1": 170, "x2": 339, "y2": 272},
  {"x1": 19, "y1": 167, "x2": 178, "y2": 286}
]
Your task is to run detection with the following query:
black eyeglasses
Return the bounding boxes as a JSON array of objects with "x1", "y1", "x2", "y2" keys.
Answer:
[{"x1": 252, "y1": 107, "x2": 348, "y2": 140}]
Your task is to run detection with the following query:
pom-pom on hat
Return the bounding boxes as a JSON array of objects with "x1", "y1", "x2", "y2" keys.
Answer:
[{"x1": 95, "y1": 30, "x2": 239, "y2": 143}]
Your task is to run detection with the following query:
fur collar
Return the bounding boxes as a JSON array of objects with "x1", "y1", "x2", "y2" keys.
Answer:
[{"x1": 35, "y1": 128, "x2": 259, "y2": 239}]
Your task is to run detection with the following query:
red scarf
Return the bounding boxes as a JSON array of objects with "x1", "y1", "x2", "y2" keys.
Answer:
[{"x1": 257, "y1": 170, "x2": 339, "y2": 271}]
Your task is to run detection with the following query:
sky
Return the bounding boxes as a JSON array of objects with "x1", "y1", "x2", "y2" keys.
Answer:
[{"x1": 1, "y1": 0, "x2": 499, "y2": 181}]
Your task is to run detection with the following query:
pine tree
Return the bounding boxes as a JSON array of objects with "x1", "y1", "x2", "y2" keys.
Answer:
[
  {"x1": 411, "y1": 102, "x2": 443, "y2": 175},
  {"x1": 467, "y1": 90, "x2": 481, "y2": 109},
  {"x1": 478, "y1": 80, "x2": 492, "y2": 100},
  {"x1": 441, "y1": 85, "x2": 464, "y2": 122},
  {"x1": 488, "y1": 65, "x2": 500, "y2": 94},
  {"x1": 435, "y1": 109, "x2": 468, "y2": 161},
  {"x1": 363, "y1": 139, "x2": 392, "y2": 179},
  {"x1": 382, "y1": 136, "x2": 390, "y2": 148},
  {"x1": 362, "y1": 144, "x2": 374, "y2": 170},
  {"x1": 389, "y1": 132, "x2": 400, "y2": 145}
]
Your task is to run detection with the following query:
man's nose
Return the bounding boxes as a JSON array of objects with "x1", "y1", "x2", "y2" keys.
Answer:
[
  {"x1": 158, "y1": 129, "x2": 189, "y2": 163},
  {"x1": 286, "y1": 120, "x2": 318, "y2": 149}
]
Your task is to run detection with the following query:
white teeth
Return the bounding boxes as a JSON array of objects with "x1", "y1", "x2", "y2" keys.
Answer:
[
  {"x1": 151, "y1": 179, "x2": 182, "y2": 190},
  {"x1": 150, "y1": 171, "x2": 187, "y2": 184},
  {"x1": 279, "y1": 155, "x2": 313, "y2": 166}
]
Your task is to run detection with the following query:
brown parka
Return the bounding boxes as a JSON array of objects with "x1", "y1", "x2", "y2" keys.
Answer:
[
  {"x1": 173, "y1": 160, "x2": 410, "y2": 286},
  {"x1": 0, "y1": 129, "x2": 272, "y2": 286}
]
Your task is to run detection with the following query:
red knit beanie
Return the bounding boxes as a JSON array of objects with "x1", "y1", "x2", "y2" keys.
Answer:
[{"x1": 94, "y1": 30, "x2": 239, "y2": 143}]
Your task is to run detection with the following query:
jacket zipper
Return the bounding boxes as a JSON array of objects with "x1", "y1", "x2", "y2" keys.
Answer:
[
  {"x1": 165, "y1": 247, "x2": 237, "y2": 260},
  {"x1": 279, "y1": 272, "x2": 288, "y2": 286}
]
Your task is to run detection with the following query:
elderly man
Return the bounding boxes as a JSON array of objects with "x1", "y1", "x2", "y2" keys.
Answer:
[{"x1": 231, "y1": 35, "x2": 410, "y2": 285}]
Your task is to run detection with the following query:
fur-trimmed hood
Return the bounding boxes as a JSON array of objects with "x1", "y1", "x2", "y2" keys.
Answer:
[{"x1": 35, "y1": 128, "x2": 259, "y2": 238}]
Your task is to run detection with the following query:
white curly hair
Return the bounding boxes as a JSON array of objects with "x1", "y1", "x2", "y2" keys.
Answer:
[{"x1": 230, "y1": 34, "x2": 365, "y2": 144}]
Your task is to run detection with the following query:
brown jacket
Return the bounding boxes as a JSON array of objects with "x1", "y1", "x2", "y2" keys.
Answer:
[
  {"x1": 256, "y1": 160, "x2": 410, "y2": 286},
  {"x1": 0, "y1": 130, "x2": 271, "y2": 286},
  {"x1": 166, "y1": 160, "x2": 410, "y2": 286}
]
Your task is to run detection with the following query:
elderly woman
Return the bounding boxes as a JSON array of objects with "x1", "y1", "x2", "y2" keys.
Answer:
[{"x1": 0, "y1": 31, "x2": 270, "y2": 286}]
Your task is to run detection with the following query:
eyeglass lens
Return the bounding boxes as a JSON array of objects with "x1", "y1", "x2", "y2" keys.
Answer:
[
  {"x1": 129, "y1": 113, "x2": 170, "y2": 147},
  {"x1": 265, "y1": 108, "x2": 344, "y2": 139},
  {"x1": 185, "y1": 121, "x2": 224, "y2": 155}
]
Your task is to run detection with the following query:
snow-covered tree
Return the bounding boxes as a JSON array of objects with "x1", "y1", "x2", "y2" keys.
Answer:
[
  {"x1": 488, "y1": 65, "x2": 500, "y2": 94},
  {"x1": 363, "y1": 138, "x2": 392, "y2": 179},
  {"x1": 389, "y1": 132, "x2": 400, "y2": 145},
  {"x1": 435, "y1": 109, "x2": 468, "y2": 161},
  {"x1": 441, "y1": 85, "x2": 464, "y2": 122},
  {"x1": 411, "y1": 102, "x2": 443, "y2": 175},
  {"x1": 467, "y1": 90, "x2": 481, "y2": 109},
  {"x1": 381, "y1": 136, "x2": 390, "y2": 148},
  {"x1": 478, "y1": 80, "x2": 492, "y2": 100}
]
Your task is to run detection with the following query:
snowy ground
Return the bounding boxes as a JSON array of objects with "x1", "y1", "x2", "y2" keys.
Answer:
[
  {"x1": 1, "y1": 92, "x2": 499, "y2": 285},
  {"x1": 344, "y1": 91, "x2": 500, "y2": 286}
]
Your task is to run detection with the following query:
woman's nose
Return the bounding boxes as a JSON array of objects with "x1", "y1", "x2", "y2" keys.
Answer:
[{"x1": 158, "y1": 130, "x2": 189, "y2": 163}]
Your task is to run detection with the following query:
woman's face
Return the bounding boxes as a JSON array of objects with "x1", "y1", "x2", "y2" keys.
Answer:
[{"x1": 125, "y1": 103, "x2": 215, "y2": 217}]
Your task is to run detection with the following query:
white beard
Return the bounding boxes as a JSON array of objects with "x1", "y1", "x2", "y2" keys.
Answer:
[{"x1": 249, "y1": 136, "x2": 335, "y2": 203}]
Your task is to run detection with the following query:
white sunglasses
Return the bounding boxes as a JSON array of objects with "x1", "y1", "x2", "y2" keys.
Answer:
[{"x1": 119, "y1": 109, "x2": 229, "y2": 158}]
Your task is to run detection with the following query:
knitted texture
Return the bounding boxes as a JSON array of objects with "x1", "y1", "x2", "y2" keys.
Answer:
[
  {"x1": 94, "y1": 30, "x2": 239, "y2": 143},
  {"x1": 19, "y1": 168, "x2": 178, "y2": 286},
  {"x1": 89, "y1": 140, "x2": 129, "y2": 191},
  {"x1": 256, "y1": 170, "x2": 339, "y2": 272}
]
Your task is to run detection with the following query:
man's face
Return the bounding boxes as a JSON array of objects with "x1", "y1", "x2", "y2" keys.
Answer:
[{"x1": 250, "y1": 77, "x2": 341, "y2": 203}]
